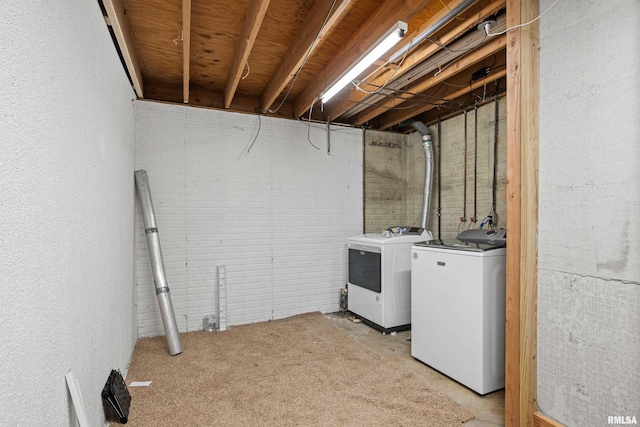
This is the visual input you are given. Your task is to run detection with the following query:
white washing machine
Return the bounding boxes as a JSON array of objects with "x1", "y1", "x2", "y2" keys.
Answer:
[
  {"x1": 411, "y1": 240, "x2": 506, "y2": 395},
  {"x1": 348, "y1": 227, "x2": 431, "y2": 332}
]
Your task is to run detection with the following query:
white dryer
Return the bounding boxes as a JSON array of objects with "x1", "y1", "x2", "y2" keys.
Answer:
[
  {"x1": 348, "y1": 227, "x2": 431, "y2": 332},
  {"x1": 411, "y1": 240, "x2": 506, "y2": 395}
]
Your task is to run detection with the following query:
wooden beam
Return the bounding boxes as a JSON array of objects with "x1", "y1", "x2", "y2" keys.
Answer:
[
  {"x1": 371, "y1": 35, "x2": 506, "y2": 129},
  {"x1": 224, "y1": 0, "x2": 271, "y2": 109},
  {"x1": 414, "y1": 82, "x2": 506, "y2": 127},
  {"x1": 144, "y1": 78, "x2": 295, "y2": 119},
  {"x1": 505, "y1": 0, "x2": 539, "y2": 426},
  {"x1": 102, "y1": 0, "x2": 144, "y2": 97},
  {"x1": 533, "y1": 412, "x2": 565, "y2": 427},
  {"x1": 294, "y1": 0, "x2": 430, "y2": 118},
  {"x1": 259, "y1": 0, "x2": 353, "y2": 113},
  {"x1": 378, "y1": 68, "x2": 506, "y2": 129},
  {"x1": 182, "y1": 0, "x2": 191, "y2": 103},
  {"x1": 326, "y1": 0, "x2": 506, "y2": 121}
]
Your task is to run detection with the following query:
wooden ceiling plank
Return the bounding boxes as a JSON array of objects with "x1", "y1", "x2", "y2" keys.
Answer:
[
  {"x1": 224, "y1": 0, "x2": 272, "y2": 109},
  {"x1": 102, "y1": 0, "x2": 145, "y2": 98},
  {"x1": 294, "y1": 0, "x2": 431, "y2": 118},
  {"x1": 354, "y1": 34, "x2": 505, "y2": 126},
  {"x1": 182, "y1": 0, "x2": 192, "y2": 103},
  {"x1": 328, "y1": 0, "x2": 506, "y2": 121},
  {"x1": 259, "y1": 0, "x2": 353, "y2": 113}
]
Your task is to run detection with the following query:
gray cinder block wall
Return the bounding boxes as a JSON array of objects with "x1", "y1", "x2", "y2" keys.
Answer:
[
  {"x1": 363, "y1": 131, "x2": 407, "y2": 233},
  {"x1": 364, "y1": 97, "x2": 506, "y2": 239}
]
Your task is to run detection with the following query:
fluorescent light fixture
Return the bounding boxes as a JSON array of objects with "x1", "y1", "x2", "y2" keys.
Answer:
[{"x1": 321, "y1": 21, "x2": 407, "y2": 103}]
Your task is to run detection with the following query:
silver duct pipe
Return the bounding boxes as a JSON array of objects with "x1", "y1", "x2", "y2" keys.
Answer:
[
  {"x1": 411, "y1": 122, "x2": 433, "y2": 230},
  {"x1": 134, "y1": 170, "x2": 183, "y2": 356}
]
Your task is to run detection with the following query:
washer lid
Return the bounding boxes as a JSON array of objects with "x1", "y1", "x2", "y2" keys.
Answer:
[
  {"x1": 349, "y1": 229, "x2": 432, "y2": 245},
  {"x1": 414, "y1": 239, "x2": 506, "y2": 252}
]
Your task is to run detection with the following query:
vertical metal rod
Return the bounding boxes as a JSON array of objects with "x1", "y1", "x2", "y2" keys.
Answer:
[
  {"x1": 463, "y1": 110, "x2": 468, "y2": 222},
  {"x1": 473, "y1": 104, "x2": 478, "y2": 223},
  {"x1": 327, "y1": 120, "x2": 331, "y2": 155},
  {"x1": 437, "y1": 117, "x2": 442, "y2": 240},
  {"x1": 492, "y1": 96, "x2": 499, "y2": 215},
  {"x1": 134, "y1": 170, "x2": 183, "y2": 356},
  {"x1": 362, "y1": 129, "x2": 366, "y2": 233}
]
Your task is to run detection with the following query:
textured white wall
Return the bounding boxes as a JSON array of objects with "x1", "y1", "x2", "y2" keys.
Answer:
[
  {"x1": 537, "y1": 0, "x2": 640, "y2": 424},
  {"x1": 0, "y1": 1, "x2": 137, "y2": 426},
  {"x1": 134, "y1": 102, "x2": 363, "y2": 335}
]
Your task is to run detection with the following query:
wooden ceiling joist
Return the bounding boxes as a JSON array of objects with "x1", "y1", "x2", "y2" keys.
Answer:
[
  {"x1": 358, "y1": 34, "x2": 506, "y2": 128},
  {"x1": 326, "y1": 0, "x2": 506, "y2": 122},
  {"x1": 259, "y1": 0, "x2": 353, "y2": 113},
  {"x1": 114, "y1": 0, "x2": 510, "y2": 131},
  {"x1": 293, "y1": 0, "x2": 431, "y2": 118},
  {"x1": 384, "y1": 68, "x2": 507, "y2": 129},
  {"x1": 224, "y1": 0, "x2": 272, "y2": 109},
  {"x1": 102, "y1": 0, "x2": 145, "y2": 98},
  {"x1": 182, "y1": 0, "x2": 192, "y2": 103}
]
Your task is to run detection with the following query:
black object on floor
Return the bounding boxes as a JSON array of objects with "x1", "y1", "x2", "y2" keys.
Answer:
[{"x1": 102, "y1": 369, "x2": 131, "y2": 424}]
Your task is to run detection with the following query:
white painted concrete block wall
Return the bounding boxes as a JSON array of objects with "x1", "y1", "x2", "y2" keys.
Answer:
[
  {"x1": 538, "y1": 0, "x2": 640, "y2": 424},
  {"x1": 135, "y1": 102, "x2": 363, "y2": 335},
  {"x1": 0, "y1": 1, "x2": 136, "y2": 426}
]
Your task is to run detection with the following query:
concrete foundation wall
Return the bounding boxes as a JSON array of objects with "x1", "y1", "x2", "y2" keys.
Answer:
[
  {"x1": 364, "y1": 98, "x2": 507, "y2": 239},
  {"x1": 363, "y1": 130, "x2": 406, "y2": 233},
  {"x1": 537, "y1": 0, "x2": 640, "y2": 424}
]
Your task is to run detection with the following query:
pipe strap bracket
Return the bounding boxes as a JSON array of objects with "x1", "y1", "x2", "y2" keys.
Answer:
[
  {"x1": 145, "y1": 227, "x2": 158, "y2": 235},
  {"x1": 156, "y1": 286, "x2": 171, "y2": 295}
]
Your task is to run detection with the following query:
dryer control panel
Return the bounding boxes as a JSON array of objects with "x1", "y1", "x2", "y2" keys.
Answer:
[{"x1": 382, "y1": 226, "x2": 424, "y2": 237}]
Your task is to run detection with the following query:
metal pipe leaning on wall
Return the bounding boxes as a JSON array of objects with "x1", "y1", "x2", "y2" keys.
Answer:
[{"x1": 134, "y1": 170, "x2": 183, "y2": 356}]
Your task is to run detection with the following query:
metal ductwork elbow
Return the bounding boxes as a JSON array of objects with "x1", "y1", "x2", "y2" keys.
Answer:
[{"x1": 411, "y1": 121, "x2": 433, "y2": 231}]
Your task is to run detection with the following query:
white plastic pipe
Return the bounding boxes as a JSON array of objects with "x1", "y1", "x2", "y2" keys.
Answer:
[{"x1": 134, "y1": 170, "x2": 183, "y2": 356}]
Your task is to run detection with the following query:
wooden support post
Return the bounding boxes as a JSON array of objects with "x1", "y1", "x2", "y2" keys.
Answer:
[{"x1": 505, "y1": 0, "x2": 539, "y2": 426}]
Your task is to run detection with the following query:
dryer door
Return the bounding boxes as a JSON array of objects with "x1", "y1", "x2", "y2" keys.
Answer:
[{"x1": 348, "y1": 247, "x2": 381, "y2": 293}]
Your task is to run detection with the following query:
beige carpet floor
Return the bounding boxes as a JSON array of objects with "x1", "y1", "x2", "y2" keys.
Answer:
[{"x1": 121, "y1": 312, "x2": 474, "y2": 426}]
